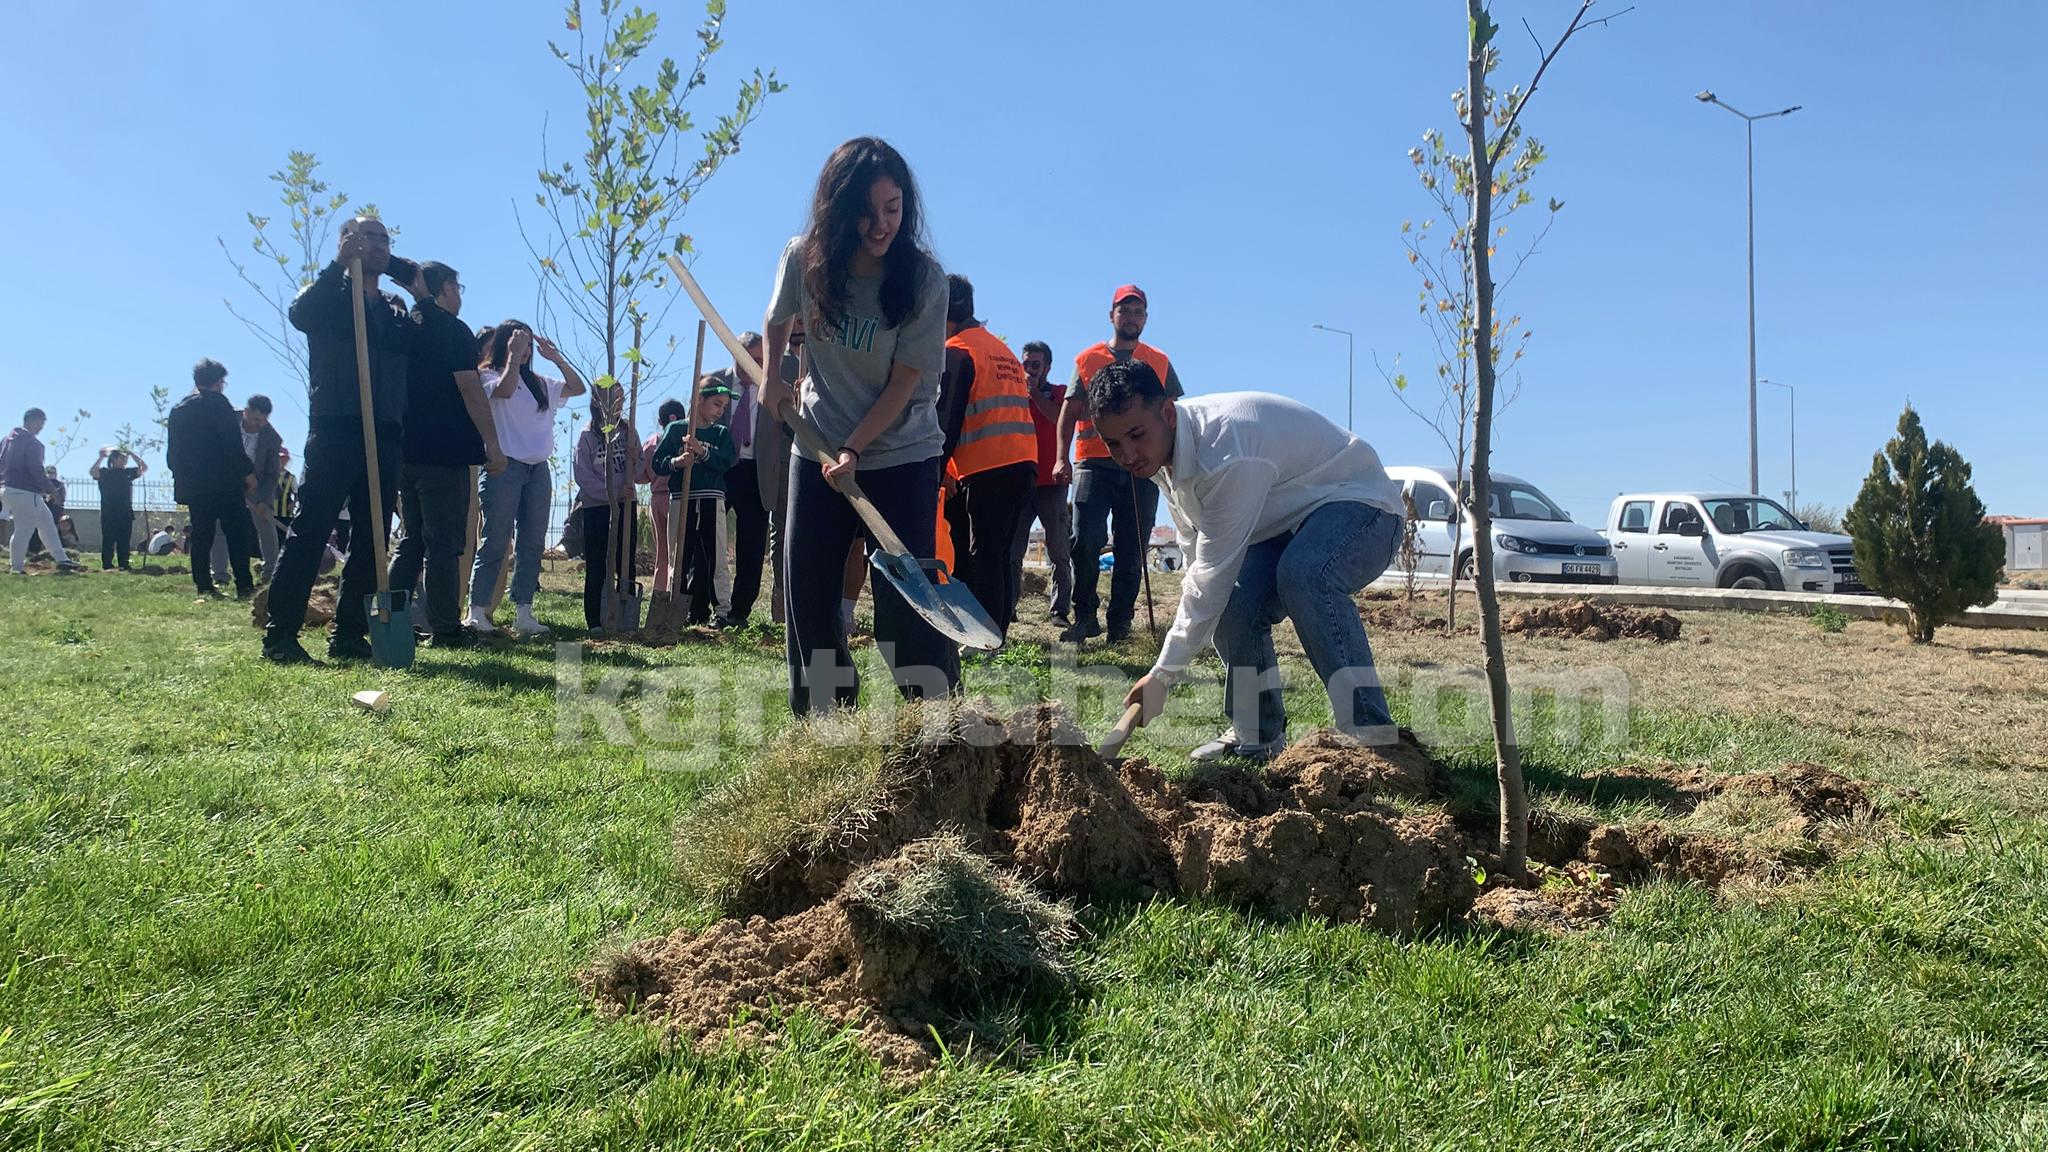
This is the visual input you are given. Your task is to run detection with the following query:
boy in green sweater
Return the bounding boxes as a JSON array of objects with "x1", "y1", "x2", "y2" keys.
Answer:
[{"x1": 652, "y1": 379, "x2": 737, "y2": 625}]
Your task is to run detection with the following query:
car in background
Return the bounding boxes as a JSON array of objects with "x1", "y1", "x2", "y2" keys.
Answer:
[
  {"x1": 1600, "y1": 492, "x2": 1868, "y2": 592},
  {"x1": 1385, "y1": 465, "x2": 1617, "y2": 584}
]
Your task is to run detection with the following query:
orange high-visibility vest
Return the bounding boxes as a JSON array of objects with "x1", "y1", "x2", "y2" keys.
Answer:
[
  {"x1": 935, "y1": 459, "x2": 960, "y2": 574},
  {"x1": 944, "y1": 326, "x2": 1038, "y2": 477},
  {"x1": 1072, "y1": 341, "x2": 1172, "y2": 461}
]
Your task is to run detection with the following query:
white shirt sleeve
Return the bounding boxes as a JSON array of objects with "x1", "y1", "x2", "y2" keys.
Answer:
[{"x1": 1149, "y1": 456, "x2": 1279, "y2": 683}]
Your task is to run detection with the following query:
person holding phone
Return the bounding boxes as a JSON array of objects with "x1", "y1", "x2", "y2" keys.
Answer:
[
  {"x1": 262, "y1": 216, "x2": 426, "y2": 664},
  {"x1": 465, "y1": 320, "x2": 586, "y2": 637}
]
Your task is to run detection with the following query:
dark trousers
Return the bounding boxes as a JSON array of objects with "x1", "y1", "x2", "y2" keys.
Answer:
[
  {"x1": 580, "y1": 503, "x2": 641, "y2": 628},
  {"x1": 102, "y1": 511, "x2": 133, "y2": 570},
  {"x1": 680, "y1": 494, "x2": 722, "y2": 624},
  {"x1": 1009, "y1": 483, "x2": 1072, "y2": 620},
  {"x1": 1071, "y1": 460, "x2": 1159, "y2": 632},
  {"x1": 725, "y1": 463, "x2": 771, "y2": 626},
  {"x1": 187, "y1": 490, "x2": 255, "y2": 596},
  {"x1": 784, "y1": 454, "x2": 958, "y2": 716},
  {"x1": 388, "y1": 462, "x2": 471, "y2": 636},
  {"x1": 945, "y1": 461, "x2": 1036, "y2": 642},
  {"x1": 264, "y1": 424, "x2": 401, "y2": 651}
]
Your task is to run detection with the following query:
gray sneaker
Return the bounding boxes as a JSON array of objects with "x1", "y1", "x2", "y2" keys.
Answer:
[{"x1": 1189, "y1": 729, "x2": 1286, "y2": 763}]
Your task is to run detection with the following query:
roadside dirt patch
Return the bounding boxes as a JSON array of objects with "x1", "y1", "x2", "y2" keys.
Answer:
[{"x1": 1504, "y1": 599, "x2": 1682, "y2": 642}]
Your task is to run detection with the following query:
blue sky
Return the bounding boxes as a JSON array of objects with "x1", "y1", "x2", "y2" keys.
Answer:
[{"x1": 4, "y1": 0, "x2": 2041, "y2": 520}]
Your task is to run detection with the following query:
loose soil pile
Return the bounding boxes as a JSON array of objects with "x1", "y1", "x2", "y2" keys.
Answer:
[
  {"x1": 1503, "y1": 599, "x2": 1682, "y2": 642},
  {"x1": 589, "y1": 708, "x2": 1878, "y2": 1069},
  {"x1": 248, "y1": 581, "x2": 336, "y2": 630}
]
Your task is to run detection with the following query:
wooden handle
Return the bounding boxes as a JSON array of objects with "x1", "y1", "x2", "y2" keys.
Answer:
[
  {"x1": 663, "y1": 252, "x2": 911, "y2": 557},
  {"x1": 349, "y1": 257, "x2": 392, "y2": 618},
  {"x1": 1096, "y1": 702, "x2": 1146, "y2": 759}
]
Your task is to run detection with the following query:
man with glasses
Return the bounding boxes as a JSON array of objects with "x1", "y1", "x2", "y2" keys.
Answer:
[
  {"x1": 1054, "y1": 284, "x2": 1184, "y2": 643},
  {"x1": 388, "y1": 260, "x2": 504, "y2": 648}
]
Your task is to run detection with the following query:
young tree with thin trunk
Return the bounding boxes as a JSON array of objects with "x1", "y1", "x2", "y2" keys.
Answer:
[
  {"x1": 521, "y1": 0, "x2": 781, "y2": 425},
  {"x1": 1456, "y1": 0, "x2": 1620, "y2": 873},
  {"x1": 218, "y1": 152, "x2": 382, "y2": 418}
]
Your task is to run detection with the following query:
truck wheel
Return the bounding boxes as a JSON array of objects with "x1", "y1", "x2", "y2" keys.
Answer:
[{"x1": 1720, "y1": 564, "x2": 1780, "y2": 592}]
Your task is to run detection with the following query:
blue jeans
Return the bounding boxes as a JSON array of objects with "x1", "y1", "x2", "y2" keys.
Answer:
[
  {"x1": 1213, "y1": 501, "x2": 1402, "y2": 745},
  {"x1": 469, "y1": 458, "x2": 551, "y2": 609}
]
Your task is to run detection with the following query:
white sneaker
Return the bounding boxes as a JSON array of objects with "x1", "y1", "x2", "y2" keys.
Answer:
[
  {"x1": 512, "y1": 605, "x2": 549, "y2": 637},
  {"x1": 465, "y1": 609, "x2": 498, "y2": 634},
  {"x1": 1190, "y1": 728, "x2": 1286, "y2": 763}
]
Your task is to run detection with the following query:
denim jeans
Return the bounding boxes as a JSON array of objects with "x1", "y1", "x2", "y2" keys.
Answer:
[
  {"x1": 469, "y1": 458, "x2": 551, "y2": 609},
  {"x1": 1071, "y1": 460, "x2": 1159, "y2": 632},
  {"x1": 1213, "y1": 500, "x2": 1402, "y2": 745}
]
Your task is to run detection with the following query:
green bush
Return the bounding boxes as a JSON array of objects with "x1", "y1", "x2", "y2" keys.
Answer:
[
  {"x1": 1810, "y1": 604, "x2": 1849, "y2": 634},
  {"x1": 1845, "y1": 406, "x2": 2005, "y2": 643}
]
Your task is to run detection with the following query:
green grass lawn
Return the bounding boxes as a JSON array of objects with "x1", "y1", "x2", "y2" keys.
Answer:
[{"x1": 4, "y1": 570, "x2": 2047, "y2": 1149}]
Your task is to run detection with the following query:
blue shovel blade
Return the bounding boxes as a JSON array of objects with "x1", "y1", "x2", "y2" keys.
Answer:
[
  {"x1": 366, "y1": 590, "x2": 416, "y2": 669},
  {"x1": 869, "y1": 551, "x2": 1003, "y2": 651}
]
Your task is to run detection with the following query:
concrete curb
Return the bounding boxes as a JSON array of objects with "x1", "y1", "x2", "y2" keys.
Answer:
[{"x1": 1369, "y1": 575, "x2": 2048, "y2": 631}]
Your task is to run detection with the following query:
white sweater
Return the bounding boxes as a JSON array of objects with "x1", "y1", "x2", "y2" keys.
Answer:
[{"x1": 1150, "y1": 391, "x2": 1403, "y2": 682}]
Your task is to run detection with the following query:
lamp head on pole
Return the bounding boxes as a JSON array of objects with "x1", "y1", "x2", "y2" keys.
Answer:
[{"x1": 1695, "y1": 90, "x2": 1716, "y2": 103}]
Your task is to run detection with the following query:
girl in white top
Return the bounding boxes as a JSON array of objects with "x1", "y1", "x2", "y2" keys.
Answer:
[{"x1": 466, "y1": 320, "x2": 586, "y2": 636}]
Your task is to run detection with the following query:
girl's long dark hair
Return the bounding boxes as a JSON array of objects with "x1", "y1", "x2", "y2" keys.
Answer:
[
  {"x1": 483, "y1": 320, "x2": 547, "y2": 409},
  {"x1": 801, "y1": 136, "x2": 931, "y2": 333}
]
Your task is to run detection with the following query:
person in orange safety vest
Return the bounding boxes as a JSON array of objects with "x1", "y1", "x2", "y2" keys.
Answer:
[{"x1": 937, "y1": 274, "x2": 1037, "y2": 642}]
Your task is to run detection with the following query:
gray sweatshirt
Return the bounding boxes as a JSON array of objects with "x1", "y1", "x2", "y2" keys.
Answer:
[{"x1": 764, "y1": 236, "x2": 946, "y2": 471}]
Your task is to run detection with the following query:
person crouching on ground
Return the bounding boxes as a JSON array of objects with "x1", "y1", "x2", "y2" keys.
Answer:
[
  {"x1": 465, "y1": 320, "x2": 586, "y2": 638},
  {"x1": 651, "y1": 378, "x2": 737, "y2": 626},
  {"x1": 572, "y1": 384, "x2": 648, "y2": 631},
  {"x1": 1090, "y1": 360, "x2": 1407, "y2": 761}
]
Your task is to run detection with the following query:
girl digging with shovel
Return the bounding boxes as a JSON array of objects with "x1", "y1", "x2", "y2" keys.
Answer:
[{"x1": 760, "y1": 137, "x2": 958, "y2": 716}]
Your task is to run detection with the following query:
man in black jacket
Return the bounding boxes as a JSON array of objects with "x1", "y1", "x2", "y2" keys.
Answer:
[
  {"x1": 168, "y1": 358, "x2": 256, "y2": 598},
  {"x1": 388, "y1": 260, "x2": 503, "y2": 647},
  {"x1": 262, "y1": 215, "x2": 424, "y2": 664}
]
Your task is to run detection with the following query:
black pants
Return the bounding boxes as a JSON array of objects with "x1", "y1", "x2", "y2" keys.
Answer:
[
  {"x1": 1071, "y1": 460, "x2": 1159, "y2": 632},
  {"x1": 264, "y1": 423, "x2": 401, "y2": 651},
  {"x1": 945, "y1": 461, "x2": 1036, "y2": 642},
  {"x1": 679, "y1": 494, "x2": 722, "y2": 625},
  {"x1": 102, "y1": 511, "x2": 133, "y2": 570},
  {"x1": 187, "y1": 490, "x2": 255, "y2": 596},
  {"x1": 580, "y1": 502, "x2": 640, "y2": 628},
  {"x1": 725, "y1": 463, "x2": 771, "y2": 626},
  {"x1": 388, "y1": 462, "x2": 472, "y2": 636},
  {"x1": 784, "y1": 454, "x2": 958, "y2": 716}
]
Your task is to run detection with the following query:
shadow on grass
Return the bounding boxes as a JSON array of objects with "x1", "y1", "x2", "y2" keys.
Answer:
[{"x1": 408, "y1": 657, "x2": 560, "y2": 693}]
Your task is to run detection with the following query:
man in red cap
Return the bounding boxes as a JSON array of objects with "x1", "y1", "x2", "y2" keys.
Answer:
[{"x1": 1054, "y1": 284, "x2": 1184, "y2": 643}]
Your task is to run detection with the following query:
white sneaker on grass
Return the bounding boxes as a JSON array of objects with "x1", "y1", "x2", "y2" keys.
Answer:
[{"x1": 512, "y1": 604, "x2": 549, "y2": 638}]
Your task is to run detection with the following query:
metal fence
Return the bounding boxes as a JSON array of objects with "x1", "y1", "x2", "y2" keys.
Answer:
[{"x1": 59, "y1": 475, "x2": 581, "y2": 546}]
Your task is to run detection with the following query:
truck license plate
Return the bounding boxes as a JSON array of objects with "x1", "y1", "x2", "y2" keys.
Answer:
[{"x1": 1563, "y1": 562, "x2": 1603, "y2": 576}]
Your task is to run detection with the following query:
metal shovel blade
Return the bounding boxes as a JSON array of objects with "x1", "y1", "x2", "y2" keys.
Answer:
[
  {"x1": 869, "y1": 551, "x2": 1002, "y2": 651},
  {"x1": 603, "y1": 582, "x2": 644, "y2": 632},
  {"x1": 366, "y1": 590, "x2": 416, "y2": 670}
]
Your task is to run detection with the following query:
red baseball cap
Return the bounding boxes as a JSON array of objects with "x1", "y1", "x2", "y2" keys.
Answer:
[{"x1": 1112, "y1": 284, "x2": 1147, "y2": 307}]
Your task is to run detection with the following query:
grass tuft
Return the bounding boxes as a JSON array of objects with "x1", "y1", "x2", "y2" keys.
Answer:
[{"x1": 847, "y1": 831, "x2": 1078, "y2": 982}]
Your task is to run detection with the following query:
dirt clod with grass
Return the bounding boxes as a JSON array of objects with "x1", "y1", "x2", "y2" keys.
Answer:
[
  {"x1": 1503, "y1": 598, "x2": 1683, "y2": 642},
  {"x1": 591, "y1": 704, "x2": 1882, "y2": 1067}
]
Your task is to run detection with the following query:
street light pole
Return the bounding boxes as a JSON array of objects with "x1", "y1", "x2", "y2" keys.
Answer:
[
  {"x1": 1760, "y1": 378, "x2": 1796, "y2": 512},
  {"x1": 1311, "y1": 323, "x2": 1355, "y2": 431},
  {"x1": 1697, "y1": 91, "x2": 1800, "y2": 496}
]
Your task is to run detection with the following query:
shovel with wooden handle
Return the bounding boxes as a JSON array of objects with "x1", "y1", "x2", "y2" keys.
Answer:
[
  {"x1": 1097, "y1": 702, "x2": 1146, "y2": 761},
  {"x1": 643, "y1": 321, "x2": 707, "y2": 635},
  {"x1": 663, "y1": 253, "x2": 1001, "y2": 651},
  {"x1": 349, "y1": 256, "x2": 414, "y2": 669}
]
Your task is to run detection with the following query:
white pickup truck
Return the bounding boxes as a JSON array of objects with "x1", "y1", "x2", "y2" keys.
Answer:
[{"x1": 1601, "y1": 492, "x2": 1869, "y2": 593}]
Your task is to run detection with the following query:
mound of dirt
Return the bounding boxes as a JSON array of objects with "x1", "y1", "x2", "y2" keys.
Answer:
[
  {"x1": 248, "y1": 582, "x2": 336, "y2": 630},
  {"x1": 598, "y1": 709, "x2": 1882, "y2": 1069},
  {"x1": 1503, "y1": 599, "x2": 1681, "y2": 642}
]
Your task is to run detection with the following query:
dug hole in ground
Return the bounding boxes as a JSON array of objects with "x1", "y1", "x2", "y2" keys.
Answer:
[{"x1": 584, "y1": 699, "x2": 1882, "y2": 1074}]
